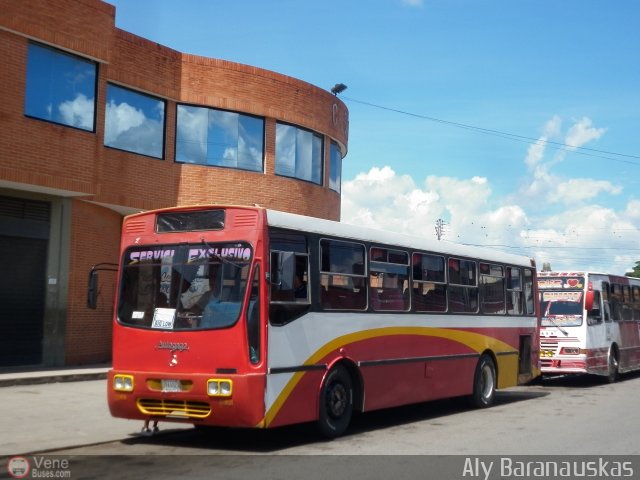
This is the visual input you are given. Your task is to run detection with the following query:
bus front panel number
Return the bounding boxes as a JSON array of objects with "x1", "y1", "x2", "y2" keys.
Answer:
[{"x1": 161, "y1": 379, "x2": 182, "y2": 392}]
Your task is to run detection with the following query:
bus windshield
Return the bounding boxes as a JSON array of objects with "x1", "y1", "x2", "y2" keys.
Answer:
[
  {"x1": 540, "y1": 291, "x2": 584, "y2": 327},
  {"x1": 117, "y1": 243, "x2": 252, "y2": 330}
]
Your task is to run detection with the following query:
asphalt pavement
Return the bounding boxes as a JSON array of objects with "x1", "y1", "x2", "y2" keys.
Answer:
[{"x1": 0, "y1": 366, "x2": 191, "y2": 456}]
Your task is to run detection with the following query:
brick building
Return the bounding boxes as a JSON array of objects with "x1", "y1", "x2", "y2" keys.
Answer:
[{"x1": 0, "y1": 0, "x2": 349, "y2": 369}]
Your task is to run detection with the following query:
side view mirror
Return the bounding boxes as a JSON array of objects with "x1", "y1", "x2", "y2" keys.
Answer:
[
  {"x1": 584, "y1": 290, "x2": 594, "y2": 311},
  {"x1": 87, "y1": 270, "x2": 99, "y2": 309},
  {"x1": 87, "y1": 263, "x2": 118, "y2": 309}
]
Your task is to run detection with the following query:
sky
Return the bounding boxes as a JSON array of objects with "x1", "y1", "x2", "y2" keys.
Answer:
[{"x1": 107, "y1": 0, "x2": 640, "y2": 275}]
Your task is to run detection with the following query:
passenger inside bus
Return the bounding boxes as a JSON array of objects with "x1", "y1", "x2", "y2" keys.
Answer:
[
  {"x1": 294, "y1": 273, "x2": 307, "y2": 299},
  {"x1": 180, "y1": 265, "x2": 240, "y2": 328}
]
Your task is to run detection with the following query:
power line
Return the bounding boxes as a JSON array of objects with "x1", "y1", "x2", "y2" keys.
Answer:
[
  {"x1": 461, "y1": 243, "x2": 640, "y2": 251},
  {"x1": 342, "y1": 96, "x2": 640, "y2": 166}
]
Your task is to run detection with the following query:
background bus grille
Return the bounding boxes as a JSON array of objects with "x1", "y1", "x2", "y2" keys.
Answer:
[{"x1": 137, "y1": 398, "x2": 211, "y2": 418}]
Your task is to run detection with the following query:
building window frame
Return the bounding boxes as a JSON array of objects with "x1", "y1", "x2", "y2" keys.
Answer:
[
  {"x1": 104, "y1": 83, "x2": 166, "y2": 159},
  {"x1": 329, "y1": 141, "x2": 343, "y2": 193},
  {"x1": 24, "y1": 42, "x2": 97, "y2": 132},
  {"x1": 275, "y1": 122, "x2": 323, "y2": 185},
  {"x1": 175, "y1": 104, "x2": 265, "y2": 172}
]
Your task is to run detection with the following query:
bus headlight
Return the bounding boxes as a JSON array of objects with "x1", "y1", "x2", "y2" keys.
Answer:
[
  {"x1": 207, "y1": 379, "x2": 233, "y2": 397},
  {"x1": 113, "y1": 374, "x2": 134, "y2": 392}
]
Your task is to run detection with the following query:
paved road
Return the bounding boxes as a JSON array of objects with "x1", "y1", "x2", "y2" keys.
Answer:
[
  {"x1": 2, "y1": 374, "x2": 639, "y2": 479},
  {"x1": 89, "y1": 376, "x2": 640, "y2": 455},
  {"x1": 4, "y1": 373, "x2": 636, "y2": 456},
  {"x1": 0, "y1": 379, "x2": 188, "y2": 456}
]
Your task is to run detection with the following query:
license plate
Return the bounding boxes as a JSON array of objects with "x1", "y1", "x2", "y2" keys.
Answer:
[{"x1": 161, "y1": 379, "x2": 182, "y2": 392}]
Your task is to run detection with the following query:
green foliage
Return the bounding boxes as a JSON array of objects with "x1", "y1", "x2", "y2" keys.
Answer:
[{"x1": 625, "y1": 261, "x2": 640, "y2": 278}]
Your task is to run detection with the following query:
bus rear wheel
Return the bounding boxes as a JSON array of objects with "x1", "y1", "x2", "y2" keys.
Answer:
[
  {"x1": 606, "y1": 347, "x2": 619, "y2": 384},
  {"x1": 469, "y1": 354, "x2": 496, "y2": 408},
  {"x1": 317, "y1": 365, "x2": 353, "y2": 438}
]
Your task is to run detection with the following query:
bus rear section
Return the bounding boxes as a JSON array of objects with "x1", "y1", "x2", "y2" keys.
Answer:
[
  {"x1": 103, "y1": 207, "x2": 268, "y2": 432},
  {"x1": 538, "y1": 272, "x2": 640, "y2": 382}
]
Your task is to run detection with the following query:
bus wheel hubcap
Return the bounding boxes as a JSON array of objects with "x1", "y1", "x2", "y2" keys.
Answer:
[{"x1": 327, "y1": 384, "x2": 347, "y2": 418}]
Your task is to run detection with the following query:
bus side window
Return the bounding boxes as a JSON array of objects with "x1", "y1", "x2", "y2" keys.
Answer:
[
  {"x1": 602, "y1": 282, "x2": 612, "y2": 322},
  {"x1": 587, "y1": 290, "x2": 602, "y2": 325},
  {"x1": 269, "y1": 251, "x2": 310, "y2": 325},
  {"x1": 319, "y1": 239, "x2": 367, "y2": 311},
  {"x1": 523, "y1": 268, "x2": 535, "y2": 315},
  {"x1": 506, "y1": 267, "x2": 523, "y2": 315}
]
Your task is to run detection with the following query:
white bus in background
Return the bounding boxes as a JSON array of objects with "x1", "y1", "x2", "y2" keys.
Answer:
[{"x1": 538, "y1": 271, "x2": 640, "y2": 382}]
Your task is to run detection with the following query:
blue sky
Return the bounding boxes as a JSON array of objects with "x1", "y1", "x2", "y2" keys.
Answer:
[{"x1": 107, "y1": 0, "x2": 640, "y2": 275}]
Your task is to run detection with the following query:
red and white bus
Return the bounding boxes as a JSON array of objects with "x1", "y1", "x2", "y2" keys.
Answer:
[
  {"x1": 91, "y1": 205, "x2": 540, "y2": 437},
  {"x1": 538, "y1": 271, "x2": 640, "y2": 382}
]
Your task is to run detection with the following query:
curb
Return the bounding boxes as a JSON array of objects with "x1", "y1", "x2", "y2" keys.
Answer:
[{"x1": 0, "y1": 371, "x2": 109, "y2": 388}]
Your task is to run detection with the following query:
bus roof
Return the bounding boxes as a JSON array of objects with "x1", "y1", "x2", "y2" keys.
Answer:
[
  {"x1": 124, "y1": 204, "x2": 535, "y2": 268},
  {"x1": 266, "y1": 208, "x2": 534, "y2": 268},
  {"x1": 538, "y1": 271, "x2": 638, "y2": 281}
]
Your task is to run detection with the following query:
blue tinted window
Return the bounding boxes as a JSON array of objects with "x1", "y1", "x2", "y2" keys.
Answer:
[
  {"x1": 24, "y1": 43, "x2": 96, "y2": 131},
  {"x1": 105, "y1": 84, "x2": 165, "y2": 158},
  {"x1": 329, "y1": 142, "x2": 342, "y2": 192},
  {"x1": 176, "y1": 105, "x2": 264, "y2": 171},
  {"x1": 275, "y1": 123, "x2": 323, "y2": 185}
]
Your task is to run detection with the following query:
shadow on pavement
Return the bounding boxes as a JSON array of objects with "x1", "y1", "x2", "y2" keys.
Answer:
[
  {"x1": 536, "y1": 369, "x2": 640, "y2": 388},
  {"x1": 117, "y1": 387, "x2": 548, "y2": 453}
]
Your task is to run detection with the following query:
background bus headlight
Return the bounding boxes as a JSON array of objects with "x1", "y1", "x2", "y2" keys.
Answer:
[
  {"x1": 113, "y1": 374, "x2": 134, "y2": 392},
  {"x1": 207, "y1": 379, "x2": 233, "y2": 397}
]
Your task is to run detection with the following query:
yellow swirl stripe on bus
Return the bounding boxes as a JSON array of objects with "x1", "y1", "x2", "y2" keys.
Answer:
[{"x1": 263, "y1": 326, "x2": 517, "y2": 427}]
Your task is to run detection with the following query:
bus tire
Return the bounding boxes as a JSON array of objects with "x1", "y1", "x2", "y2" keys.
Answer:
[
  {"x1": 606, "y1": 346, "x2": 619, "y2": 384},
  {"x1": 469, "y1": 354, "x2": 496, "y2": 408},
  {"x1": 317, "y1": 365, "x2": 353, "y2": 438}
]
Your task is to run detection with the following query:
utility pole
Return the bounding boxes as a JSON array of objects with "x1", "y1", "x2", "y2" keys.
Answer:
[{"x1": 435, "y1": 218, "x2": 446, "y2": 240}]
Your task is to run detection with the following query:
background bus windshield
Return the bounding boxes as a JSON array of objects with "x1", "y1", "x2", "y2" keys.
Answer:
[
  {"x1": 117, "y1": 243, "x2": 252, "y2": 330},
  {"x1": 540, "y1": 290, "x2": 584, "y2": 327}
]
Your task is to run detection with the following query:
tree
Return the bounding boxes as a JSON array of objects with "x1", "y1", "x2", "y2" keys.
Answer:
[{"x1": 625, "y1": 261, "x2": 640, "y2": 278}]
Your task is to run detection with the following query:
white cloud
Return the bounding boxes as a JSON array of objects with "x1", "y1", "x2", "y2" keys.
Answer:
[
  {"x1": 176, "y1": 105, "x2": 208, "y2": 161},
  {"x1": 341, "y1": 166, "x2": 439, "y2": 235},
  {"x1": 564, "y1": 117, "x2": 606, "y2": 150},
  {"x1": 524, "y1": 115, "x2": 561, "y2": 169},
  {"x1": 524, "y1": 138, "x2": 547, "y2": 169},
  {"x1": 519, "y1": 116, "x2": 620, "y2": 206},
  {"x1": 341, "y1": 136, "x2": 639, "y2": 276},
  {"x1": 523, "y1": 202, "x2": 640, "y2": 274},
  {"x1": 104, "y1": 100, "x2": 164, "y2": 157},
  {"x1": 341, "y1": 166, "x2": 527, "y2": 245},
  {"x1": 624, "y1": 199, "x2": 640, "y2": 220},
  {"x1": 105, "y1": 100, "x2": 146, "y2": 143},
  {"x1": 401, "y1": 0, "x2": 424, "y2": 7},
  {"x1": 58, "y1": 93, "x2": 94, "y2": 130},
  {"x1": 549, "y1": 178, "x2": 622, "y2": 204}
]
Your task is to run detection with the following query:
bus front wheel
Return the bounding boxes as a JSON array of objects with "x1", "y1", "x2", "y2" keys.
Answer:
[
  {"x1": 317, "y1": 365, "x2": 353, "y2": 438},
  {"x1": 469, "y1": 354, "x2": 496, "y2": 408}
]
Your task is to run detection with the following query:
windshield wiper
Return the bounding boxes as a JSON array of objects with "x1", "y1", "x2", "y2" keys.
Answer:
[
  {"x1": 543, "y1": 303, "x2": 569, "y2": 336},
  {"x1": 545, "y1": 316, "x2": 569, "y2": 336}
]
